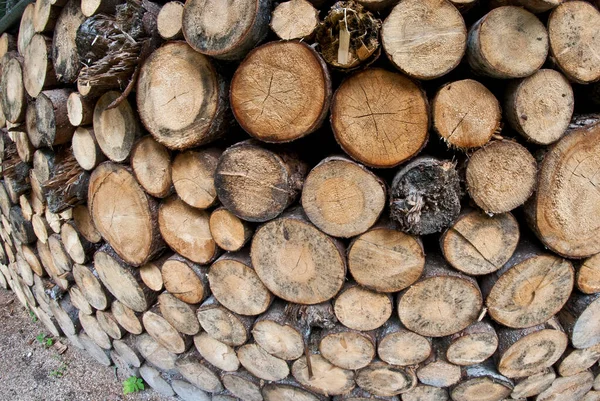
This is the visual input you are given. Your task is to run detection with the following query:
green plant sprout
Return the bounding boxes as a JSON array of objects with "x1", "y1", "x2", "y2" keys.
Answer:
[
  {"x1": 35, "y1": 333, "x2": 54, "y2": 347},
  {"x1": 123, "y1": 376, "x2": 145, "y2": 395},
  {"x1": 49, "y1": 362, "x2": 67, "y2": 378},
  {"x1": 28, "y1": 309, "x2": 37, "y2": 322}
]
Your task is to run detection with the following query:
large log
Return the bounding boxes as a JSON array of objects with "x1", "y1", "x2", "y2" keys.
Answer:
[
  {"x1": 23, "y1": 34, "x2": 58, "y2": 98},
  {"x1": 51, "y1": 0, "x2": 85, "y2": 83}
]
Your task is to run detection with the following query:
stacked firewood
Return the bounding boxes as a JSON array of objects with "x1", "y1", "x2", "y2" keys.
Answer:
[{"x1": 1, "y1": 0, "x2": 600, "y2": 399}]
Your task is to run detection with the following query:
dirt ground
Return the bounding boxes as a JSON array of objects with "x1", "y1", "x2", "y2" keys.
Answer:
[{"x1": 0, "y1": 288, "x2": 176, "y2": 401}]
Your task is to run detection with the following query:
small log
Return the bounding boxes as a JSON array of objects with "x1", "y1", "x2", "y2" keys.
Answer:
[
  {"x1": 143, "y1": 308, "x2": 191, "y2": 354},
  {"x1": 197, "y1": 296, "x2": 253, "y2": 347},
  {"x1": 44, "y1": 208, "x2": 60, "y2": 233},
  {"x1": 158, "y1": 196, "x2": 218, "y2": 264},
  {"x1": 48, "y1": 233, "x2": 72, "y2": 274},
  {"x1": 559, "y1": 292, "x2": 600, "y2": 349},
  {"x1": 215, "y1": 141, "x2": 307, "y2": 222},
  {"x1": 271, "y1": 0, "x2": 319, "y2": 40},
  {"x1": 377, "y1": 317, "x2": 431, "y2": 367},
  {"x1": 14, "y1": 131, "x2": 34, "y2": 164},
  {"x1": 208, "y1": 251, "x2": 273, "y2": 316},
  {"x1": 466, "y1": 7, "x2": 548, "y2": 79},
  {"x1": 578, "y1": 254, "x2": 600, "y2": 294},
  {"x1": 23, "y1": 34, "x2": 58, "y2": 98},
  {"x1": 161, "y1": 254, "x2": 210, "y2": 305},
  {"x1": 496, "y1": 318, "x2": 568, "y2": 378},
  {"x1": 331, "y1": 68, "x2": 429, "y2": 168},
  {"x1": 209, "y1": 207, "x2": 253, "y2": 252},
  {"x1": 505, "y1": 69, "x2": 574, "y2": 145},
  {"x1": 157, "y1": 2, "x2": 184, "y2": 40},
  {"x1": 67, "y1": 92, "x2": 94, "y2": 127},
  {"x1": 0, "y1": 181, "x2": 12, "y2": 217},
  {"x1": 172, "y1": 148, "x2": 220, "y2": 209},
  {"x1": 237, "y1": 342, "x2": 290, "y2": 381},
  {"x1": 34, "y1": 89, "x2": 75, "y2": 146},
  {"x1": 182, "y1": 0, "x2": 271, "y2": 61},
  {"x1": 348, "y1": 221, "x2": 424, "y2": 293},
  {"x1": 21, "y1": 243, "x2": 44, "y2": 276},
  {"x1": 194, "y1": 332, "x2": 239, "y2": 372},
  {"x1": 111, "y1": 350, "x2": 139, "y2": 380},
  {"x1": 221, "y1": 369, "x2": 263, "y2": 401},
  {"x1": 417, "y1": 340, "x2": 461, "y2": 388},
  {"x1": 19, "y1": 195, "x2": 33, "y2": 221},
  {"x1": 79, "y1": 311, "x2": 112, "y2": 349},
  {"x1": 81, "y1": 0, "x2": 124, "y2": 16},
  {"x1": 441, "y1": 209, "x2": 519, "y2": 276},
  {"x1": 443, "y1": 320, "x2": 498, "y2": 366},
  {"x1": 1, "y1": 57, "x2": 26, "y2": 123},
  {"x1": 96, "y1": 310, "x2": 124, "y2": 340},
  {"x1": 251, "y1": 301, "x2": 304, "y2": 361},
  {"x1": 510, "y1": 368, "x2": 555, "y2": 399},
  {"x1": 70, "y1": 285, "x2": 93, "y2": 315},
  {"x1": 382, "y1": 0, "x2": 466, "y2": 80},
  {"x1": 51, "y1": 0, "x2": 85, "y2": 83},
  {"x1": 558, "y1": 344, "x2": 600, "y2": 377},
  {"x1": 9, "y1": 206, "x2": 36, "y2": 244},
  {"x1": 135, "y1": 333, "x2": 177, "y2": 371},
  {"x1": 302, "y1": 156, "x2": 385, "y2": 238},
  {"x1": 37, "y1": 239, "x2": 68, "y2": 289},
  {"x1": 398, "y1": 254, "x2": 482, "y2": 337},
  {"x1": 432, "y1": 79, "x2": 501, "y2": 149},
  {"x1": 158, "y1": 292, "x2": 199, "y2": 336},
  {"x1": 93, "y1": 91, "x2": 140, "y2": 162},
  {"x1": 61, "y1": 221, "x2": 96, "y2": 264},
  {"x1": 525, "y1": 115, "x2": 600, "y2": 258},
  {"x1": 334, "y1": 283, "x2": 392, "y2": 331},
  {"x1": 137, "y1": 41, "x2": 228, "y2": 150},
  {"x1": 111, "y1": 300, "x2": 143, "y2": 335},
  {"x1": 251, "y1": 208, "x2": 346, "y2": 304},
  {"x1": 16, "y1": 253, "x2": 34, "y2": 286},
  {"x1": 175, "y1": 350, "x2": 224, "y2": 393},
  {"x1": 389, "y1": 157, "x2": 461, "y2": 235},
  {"x1": 79, "y1": 333, "x2": 111, "y2": 366},
  {"x1": 319, "y1": 325, "x2": 375, "y2": 370},
  {"x1": 481, "y1": 240, "x2": 574, "y2": 329},
  {"x1": 139, "y1": 364, "x2": 174, "y2": 397},
  {"x1": 89, "y1": 163, "x2": 165, "y2": 266},
  {"x1": 231, "y1": 41, "x2": 330, "y2": 143},
  {"x1": 49, "y1": 293, "x2": 81, "y2": 336},
  {"x1": 139, "y1": 253, "x2": 170, "y2": 292},
  {"x1": 356, "y1": 360, "x2": 417, "y2": 396},
  {"x1": 0, "y1": 34, "x2": 16, "y2": 58},
  {"x1": 450, "y1": 363, "x2": 513, "y2": 401},
  {"x1": 130, "y1": 136, "x2": 172, "y2": 199},
  {"x1": 293, "y1": 354, "x2": 356, "y2": 396},
  {"x1": 93, "y1": 245, "x2": 157, "y2": 312},
  {"x1": 402, "y1": 385, "x2": 449, "y2": 401},
  {"x1": 17, "y1": 4, "x2": 36, "y2": 55},
  {"x1": 71, "y1": 204, "x2": 101, "y2": 244},
  {"x1": 536, "y1": 371, "x2": 594, "y2": 401},
  {"x1": 548, "y1": 2, "x2": 600, "y2": 84},
  {"x1": 263, "y1": 380, "x2": 328, "y2": 401},
  {"x1": 113, "y1": 336, "x2": 144, "y2": 368},
  {"x1": 466, "y1": 140, "x2": 537, "y2": 214},
  {"x1": 33, "y1": 0, "x2": 60, "y2": 33},
  {"x1": 171, "y1": 380, "x2": 211, "y2": 401}
]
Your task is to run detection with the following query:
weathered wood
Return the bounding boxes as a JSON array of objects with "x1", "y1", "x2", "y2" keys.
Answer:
[
  {"x1": 578, "y1": 254, "x2": 600, "y2": 294},
  {"x1": 402, "y1": 385, "x2": 449, "y2": 401},
  {"x1": 67, "y1": 92, "x2": 94, "y2": 127},
  {"x1": 238, "y1": 342, "x2": 290, "y2": 381},
  {"x1": 79, "y1": 333, "x2": 111, "y2": 366},
  {"x1": 510, "y1": 368, "x2": 555, "y2": 399},
  {"x1": 557, "y1": 344, "x2": 600, "y2": 377},
  {"x1": 158, "y1": 292, "x2": 199, "y2": 336},
  {"x1": 536, "y1": 371, "x2": 593, "y2": 401},
  {"x1": 1, "y1": 57, "x2": 26, "y2": 124},
  {"x1": 319, "y1": 325, "x2": 376, "y2": 370},
  {"x1": 113, "y1": 336, "x2": 144, "y2": 368},
  {"x1": 251, "y1": 301, "x2": 304, "y2": 361},
  {"x1": 443, "y1": 320, "x2": 498, "y2": 366},
  {"x1": 143, "y1": 308, "x2": 191, "y2": 354},
  {"x1": 194, "y1": 332, "x2": 239, "y2": 372},
  {"x1": 71, "y1": 204, "x2": 101, "y2": 244},
  {"x1": 197, "y1": 296, "x2": 253, "y2": 347},
  {"x1": 221, "y1": 369, "x2": 262, "y2": 401},
  {"x1": 136, "y1": 333, "x2": 177, "y2": 372},
  {"x1": 171, "y1": 380, "x2": 211, "y2": 401},
  {"x1": 292, "y1": 354, "x2": 356, "y2": 396},
  {"x1": 34, "y1": 89, "x2": 75, "y2": 147},
  {"x1": 23, "y1": 34, "x2": 58, "y2": 98},
  {"x1": 69, "y1": 285, "x2": 93, "y2": 315},
  {"x1": 51, "y1": 0, "x2": 85, "y2": 83},
  {"x1": 171, "y1": 148, "x2": 220, "y2": 209},
  {"x1": 559, "y1": 292, "x2": 600, "y2": 349},
  {"x1": 17, "y1": 4, "x2": 36, "y2": 55},
  {"x1": 111, "y1": 300, "x2": 143, "y2": 335},
  {"x1": 331, "y1": 68, "x2": 429, "y2": 168},
  {"x1": 49, "y1": 293, "x2": 81, "y2": 336},
  {"x1": 417, "y1": 340, "x2": 461, "y2": 388},
  {"x1": 263, "y1": 380, "x2": 327, "y2": 401},
  {"x1": 130, "y1": 136, "x2": 172, "y2": 199},
  {"x1": 9, "y1": 206, "x2": 36, "y2": 244},
  {"x1": 450, "y1": 363, "x2": 513, "y2": 401},
  {"x1": 209, "y1": 207, "x2": 253, "y2": 252},
  {"x1": 271, "y1": 0, "x2": 319, "y2": 40},
  {"x1": 139, "y1": 364, "x2": 174, "y2": 397},
  {"x1": 156, "y1": 1, "x2": 183, "y2": 40},
  {"x1": 79, "y1": 311, "x2": 112, "y2": 349},
  {"x1": 377, "y1": 317, "x2": 431, "y2": 367},
  {"x1": 356, "y1": 360, "x2": 417, "y2": 396},
  {"x1": 175, "y1": 350, "x2": 224, "y2": 393},
  {"x1": 72, "y1": 262, "x2": 110, "y2": 310},
  {"x1": 334, "y1": 283, "x2": 392, "y2": 331},
  {"x1": 161, "y1": 254, "x2": 209, "y2": 305}
]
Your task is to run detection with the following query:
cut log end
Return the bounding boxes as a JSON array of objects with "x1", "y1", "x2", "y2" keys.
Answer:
[{"x1": 271, "y1": 0, "x2": 319, "y2": 40}]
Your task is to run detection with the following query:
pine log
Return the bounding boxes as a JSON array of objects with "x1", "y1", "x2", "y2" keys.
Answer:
[
  {"x1": 578, "y1": 254, "x2": 600, "y2": 294},
  {"x1": 315, "y1": 1, "x2": 380, "y2": 70},
  {"x1": 237, "y1": 342, "x2": 290, "y2": 381},
  {"x1": 130, "y1": 136, "x2": 172, "y2": 199},
  {"x1": 432, "y1": 79, "x2": 501, "y2": 149},
  {"x1": 79, "y1": 311, "x2": 112, "y2": 349},
  {"x1": 111, "y1": 350, "x2": 139, "y2": 380},
  {"x1": 489, "y1": 0, "x2": 560, "y2": 13},
  {"x1": 49, "y1": 293, "x2": 81, "y2": 336},
  {"x1": 37, "y1": 238, "x2": 69, "y2": 289},
  {"x1": 0, "y1": 181, "x2": 11, "y2": 217},
  {"x1": 92, "y1": 91, "x2": 140, "y2": 162},
  {"x1": 450, "y1": 363, "x2": 513, "y2": 401},
  {"x1": 194, "y1": 332, "x2": 239, "y2": 372},
  {"x1": 263, "y1": 381, "x2": 327, "y2": 401},
  {"x1": 334, "y1": 283, "x2": 392, "y2": 331},
  {"x1": 221, "y1": 369, "x2": 262, "y2": 401},
  {"x1": 69, "y1": 285, "x2": 93, "y2": 315},
  {"x1": 0, "y1": 34, "x2": 16, "y2": 58},
  {"x1": 13, "y1": 131, "x2": 34, "y2": 164},
  {"x1": 466, "y1": 140, "x2": 537, "y2": 214},
  {"x1": 113, "y1": 336, "x2": 144, "y2": 368},
  {"x1": 21, "y1": 243, "x2": 44, "y2": 276},
  {"x1": 182, "y1": 0, "x2": 270, "y2": 61},
  {"x1": 398, "y1": 254, "x2": 483, "y2": 337},
  {"x1": 389, "y1": 157, "x2": 461, "y2": 235},
  {"x1": 33, "y1": 0, "x2": 60, "y2": 33},
  {"x1": 47, "y1": 233, "x2": 72, "y2": 274},
  {"x1": 158, "y1": 292, "x2": 199, "y2": 336},
  {"x1": 319, "y1": 325, "x2": 376, "y2": 370},
  {"x1": 209, "y1": 207, "x2": 253, "y2": 252},
  {"x1": 1, "y1": 57, "x2": 26, "y2": 123},
  {"x1": 215, "y1": 141, "x2": 307, "y2": 222},
  {"x1": 34, "y1": 89, "x2": 75, "y2": 147},
  {"x1": 251, "y1": 208, "x2": 346, "y2": 304},
  {"x1": 536, "y1": 371, "x2": 593, "y2": 401},
  {"x1": 17, "y1": 4, "x2": 36, "y2": 55},
  {"x1": 111, "y1": 300, "x2": 143, "y2": 335},
  {"x1": 251, "y1": 301, "x2": 304, "y2": 361},
  {"x1": 417, "y1": 340, "x2": 461, "y2": 388},
  {"x1": 510, "y1": 368, "x2": 555, "y2": 399},
  {"x1": 93, "y1": 245, "x2": 157, "y2": 312},
  {"x1": 139, "y1": 253, "x2": 170, "y2": 292},
  {"x1": 139, "y1": 364, "x2": 174, "y2": 397},
  {"x1": 331, "y1": 68, "x2": 429, "y2": 168},
  {"x1": 137, "y1": 41, "x2": 228, "y2": 150},
  {"x1": 160, "y1": 254, "x2": 209, "y2": 305},
  {"x1": 81, "y1": 0, "x2": 124, "y2": 16},
  {"x1": 79, "y1": 333, "x2": 111, "y2": 366},
  {"x1": 44, "y1": 208, "x2": 60, "y2": 233},
  {"x1": 208, "y1": 251, "x2": 272, "y2": 316},
  {"x1": 9, "y1": 206, "x2": 36, "y2": 244},
  {"x1": 347, "y1": 221, "x2": 424, "y2": 293},
  {"x1": 23, "y1": 34, "x2": 58, "y2": 98},
  {"x1": 156, "y1": 2, "x2": 183, "y2": 40},
  {"x1": 16, "y1": 252, "x2": 34, "y2": 286},
  {"x1": 402, "y1": 385, "x2": 449, "y2": 401},
  {"x1": 496, "y1": 319, "x2": 568, "y2": 378},
  {"x1": 197, "y1": 296, "x2": 253, "y2": 347},
  {"x1": 559, "y1": 292, "x2": 600, "y2": 349},
  {"x1": 377, "y1": 317, "x2": 431, "y2": 367},
  {"x1": 88, "y1": 162, "x2": 165, "y2": 266},
  {"x1": 481, "y1": 240, "x2": 574, "y2": 329},
  {"x1": 443, "y1": 320, "x2": 498, "y2": 366},
  {"x1": 557, "y1": 344, "x2": 600, "y2": 377},
  {"x1": 158, "y1": 196, "x2": 218, "y2": 264},
  {"x1": 19, "y1": 195, "x2": 33, "y2": 222},
  {"x1": 381, "y1": 0, "x2": 466, "y2": 80},
  {"x1": 172, "y1": 148, "x2": 220, "y2": 209},
  {"x1": 96, "y1": 310, "x2": 124, "y2": 340},
  {"x1": 51, "y1": 0, "x2": 85, "y2": 83},
  {"x1": 175, "y1": 351, "x2": 224, "y2": 393},
  {"x1": 71, "y1": 204, "x2": 101, "y2": 244},
  {"x1": 525, "y1": 115, "x2": 600, "y2": 258},
  {"x1": 72, "y1": 126, "x2": 107, "y2": 171},
  {"x1": 271, "y1": 0, "x2": 319, "y2": 40},
  {"x1": 143, "y1": 308, "x2": 191, "y2": 354},
  {"x1": 67, "y1": 92, "x2": 94, "y2": 127},
  {"x1": 171, "y1": 380, "x2": 211, "y2": 401},
  {"x1": 466, "y1": 7, "x2": 548, "y2": 79},
  {"x1": 504, "y1": 69, "x2": 574, "y2": 145},
  {"x1": 293, "y1": 354, "x2": 356, "y2": 396},
  {"x1": 61, "y1": 221, "x2": 96, "y2": 264},
  {"x1": 441, "y1": 209, "x2": 519, "y2": 276},
  {"x1": 356, "y1": 360, "x2": 417, "y2": 396},
  {"x1": 301, "y1": 156, "x2": 385, "y2": 238},
  {"x1": 231, "y1": 41, "x2": 330, "y2": 143},
  {"x1": 585, "y1": 391, "x2": 600, "y2": 401},
  {"x1": 3, "y1": 162, "x2": 31, "y2": 205},
  {"x1": 548, "y1": 2, "x2": 600, "y2": 84},
  {"x1": 136, "y1": 333, "x2": 177, "y2": 371}
]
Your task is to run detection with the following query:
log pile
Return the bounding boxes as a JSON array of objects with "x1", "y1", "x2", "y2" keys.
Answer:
[{"x1": 1, "y1": 0, "x2": 600, "y2": 400}]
